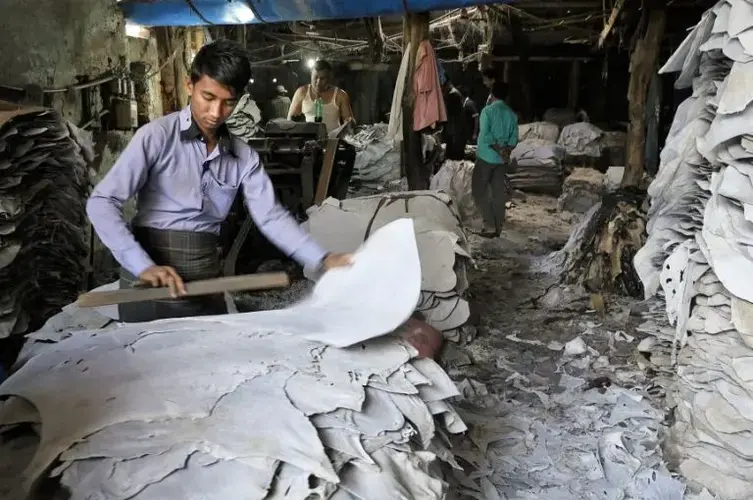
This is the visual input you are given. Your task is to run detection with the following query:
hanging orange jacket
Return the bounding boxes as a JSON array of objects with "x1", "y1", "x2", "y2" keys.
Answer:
[{"x1": 413, "y1": 41, "x2": 447, "y2": 131}]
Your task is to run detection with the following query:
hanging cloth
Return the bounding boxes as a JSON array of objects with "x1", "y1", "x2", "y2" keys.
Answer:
[
  {"x1": 413, "y1": 40, "x2": 447, "y2": 132},
  {"x1": 387, "y1": 42, "x2": 412, "y2": 142}
]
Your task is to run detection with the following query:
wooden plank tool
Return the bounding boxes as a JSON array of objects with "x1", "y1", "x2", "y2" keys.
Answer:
[{"x1": 76, "y1": 272, "x2": 290, "y2": 308}]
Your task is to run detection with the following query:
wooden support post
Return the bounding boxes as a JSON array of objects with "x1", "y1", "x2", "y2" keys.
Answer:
[
  {"x1": 156, "y1": 27, "x2": 178, "y2": 113},
  {"x1": 401, "y1": 12, "x2": 431, "y2": 191},
  {"x1": 568, "y1": 59, "x2": 581, "y2": 109},
  {"x1": 623, "y1": 5, "x2": 666, "y2": 187},
  {"x1": 508, "y1": 14, "x2": 533, "y2": 121}
]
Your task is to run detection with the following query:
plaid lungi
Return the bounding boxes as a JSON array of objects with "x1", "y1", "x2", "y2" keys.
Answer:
[{"x1": 118, "y1": 227, "x2": 227, "y2": 322}]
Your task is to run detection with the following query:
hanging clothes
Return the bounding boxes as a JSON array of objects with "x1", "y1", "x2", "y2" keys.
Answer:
[
  {"x1": 387, "y1": 42, "x2": 411, "y2": 142},
  {"x1": 413, "y1": 41, "x2": 447, "y2": 132}
]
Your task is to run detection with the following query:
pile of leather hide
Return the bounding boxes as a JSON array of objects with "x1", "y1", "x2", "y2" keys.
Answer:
[
  {"x1": 346, "y1": 124, "x2": 402, "y2": 198},
  {"x1": 633, "y1": 3, "x2": 753, "y2": 498},
  {"x1": 225, "y1": 94, "x2": 263, "y2": 141},
  {"x1": 304, "y1": 191, "x2": 475, "y2": 344},
  {"x1": 0, "y1": 220, "x2": 468, "y2": 499},
  {"x1": 0, "y1": 102, "x2": 92, "y2": 338}
]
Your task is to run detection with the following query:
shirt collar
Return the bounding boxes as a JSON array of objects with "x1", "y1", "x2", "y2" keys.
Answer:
[{"x1": 178, "y1": 106, "x2": 235, "y2": 156}]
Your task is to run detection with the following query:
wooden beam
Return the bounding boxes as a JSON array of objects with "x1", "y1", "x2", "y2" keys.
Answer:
[
  {"x1": 314, "y1": 138, "x2": 339, "y2": 204},
  {"x1": 623, "y1": 5, "x2": 666, "y2": 187},
  {"x1": 568, "y1": 59, "x2": 581, "y2": 108},
  {"x1": 598, "y1": 0, "x2": 626, "y2": 48},
  {"x1": 401, "y1": 12, "x2": 431, "y2": 191},
  {"x1": 483, "y1": 55, "x2": 594, "y2": 62}
]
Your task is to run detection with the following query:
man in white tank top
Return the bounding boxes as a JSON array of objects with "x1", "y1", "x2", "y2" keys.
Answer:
[
  {"x1": 287, "y1": 60, "x2": 357, "y2": 200},
  {"x1": 287, "y1": 60, "x2": 355, "y2": 135}
]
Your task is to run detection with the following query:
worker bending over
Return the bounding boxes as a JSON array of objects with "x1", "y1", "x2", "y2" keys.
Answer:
[
  {"x1": 287, "y1": 60, "x2": 357, "y2": 199},
  {"x1": 87, "y1": 40, "x2": 351, "y2": 323},
  {"x1": 473, "y1": 81, "x2": 519, "y2": 237}
]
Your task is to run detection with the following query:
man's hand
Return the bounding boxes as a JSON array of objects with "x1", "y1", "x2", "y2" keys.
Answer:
[
  {"x1": 322, "y1": 252, "x2": 354, "y2": 271},
  {"x1": 138, "y1": 265, "x2": 187, "y2": 298}
]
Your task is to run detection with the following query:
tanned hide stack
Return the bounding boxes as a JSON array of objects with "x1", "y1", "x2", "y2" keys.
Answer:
[
  {"x1": 0, "y1": 102, "x2": 92, "y2": 338},
  {"x1": 633, "y1": 3, "x2": 753, "y2": 497}
]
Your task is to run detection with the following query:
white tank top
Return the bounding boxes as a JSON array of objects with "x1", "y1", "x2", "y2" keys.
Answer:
[{"x1": 302, "y1": 85, "x2": 341, "y2": 134}]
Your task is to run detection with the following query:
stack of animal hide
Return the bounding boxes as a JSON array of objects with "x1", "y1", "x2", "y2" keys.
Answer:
[
  {"x1": 0, "y1": 102, "x2": 92, "y2": 338},
  {"x1": 633, "y1": 3, "x2": 753, "y2": 498},
  {"x1": 0, "y1": 220, "x2": 468, "y2": 499},
  {"x1": 225, "y1": 94, "x2": 263, "y2": 141},
  {"x1": 558, "y1": 122, "x2": 604, "y2": 158},
  {"x1": 509, "y1": 139, "x2": 566, "y2": 195},
  {"x1": 430, "y1": 160, "x2": 479, "y2": 227},
  {"x1": 304, "y1": 191, "x2": 475, "y2": 344},
  {"x1": 346, "y1": 124, "x2": 402, "y2": 198},
  {"x1": 518, "y1": 121, "x2": 560, "y2": 142}
]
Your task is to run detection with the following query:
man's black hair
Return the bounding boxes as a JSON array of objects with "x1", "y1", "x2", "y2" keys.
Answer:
[
  {"x1": 313, "y1": 59, "x2": 333, "y2": 73},
  {"x1": 481, "y1": 67, "x2": 498, "y2": 80},
  {"x1": 491, "y1": 80, "x2": 509, "y2": 101},
  {"x1": 190, "y1": 39, "x2": 251, "y2": 97}
]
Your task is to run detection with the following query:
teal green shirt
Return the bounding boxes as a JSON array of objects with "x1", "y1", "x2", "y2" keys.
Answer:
[{"x1": 477, "y1": 99, "x2": 518, "y2": 165}]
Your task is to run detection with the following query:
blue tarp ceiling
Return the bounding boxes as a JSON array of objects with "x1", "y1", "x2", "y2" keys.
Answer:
[{"x1": 119, "y1": 0, "x2": 497, "y2": 26}]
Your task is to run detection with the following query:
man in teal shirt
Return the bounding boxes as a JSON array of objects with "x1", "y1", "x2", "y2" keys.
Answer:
[{"x1": 473, "y1": 81, "x2": 518, "y2": 237}]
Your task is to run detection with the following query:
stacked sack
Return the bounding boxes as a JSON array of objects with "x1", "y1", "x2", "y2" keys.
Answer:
[
  {"x1": 558, "y1": 122, "x2": 604, "y2": 159},
  {"x1": 509, "y1": 139, "x2": 566, "y2": 195},
  {"x1": 0, "y1": 220, "x2": 468, "y2": 499},
  {"x1": 225, "y1": 93, "x2": 263, "y2": 141},
  {"x1": 304, "y1": 191, "x2": 475, "y2": 344},
  {"x1": 345, "y1": 124, "x2": 401, "y2": 198},
  {"x1": 0, "y1": 102, "x2": 92, "y2": 338},
  {"x1": 633, "y1": 3, "x2": 753, "y2": 498},
  {"x1": 518, "y1": 121, "x2": 560, "y2": 142},
  {"x1": 429, "y1": 160, "x2": 479, "y2": 227}
]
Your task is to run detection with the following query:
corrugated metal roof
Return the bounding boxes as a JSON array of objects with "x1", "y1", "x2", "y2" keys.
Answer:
[{"x1": 119, "y1": 0, "x2": 497, "y2": 26}]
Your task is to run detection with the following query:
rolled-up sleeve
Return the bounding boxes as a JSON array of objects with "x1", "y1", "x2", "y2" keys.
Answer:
[
  {"x1": 241, "y1": 150, "x2": 327, "y2": 270},
  {"x1": 87, "y1": 124, "x2": 164, "y2": 277}
]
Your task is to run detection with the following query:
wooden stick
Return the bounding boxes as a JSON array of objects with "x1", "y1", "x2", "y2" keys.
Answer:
[
  {"x1": 598, "y1": 0, "x2": 626, "y2": 48},
  {"x1": 314, "y1": 138, "x2": 339, "y2": 204},
  {"x1": 76, "y1": 272, "x2": 290, "y2": 308}
]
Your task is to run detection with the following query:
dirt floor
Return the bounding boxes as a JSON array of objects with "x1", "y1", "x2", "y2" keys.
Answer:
[{"x1": 445, "y1": 194, "x2": 682, "y2": 499}]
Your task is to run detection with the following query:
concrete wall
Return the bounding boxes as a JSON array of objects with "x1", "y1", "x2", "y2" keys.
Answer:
[
  {"x1": 0, "y1": 0, "x2": 136, "y2": 285},
  {"x1": 128, "y1": 36, "x2": 164, "y2": 121},
  {"x1": 0, "y1": 0, "x2": 127, "y2": 124}
]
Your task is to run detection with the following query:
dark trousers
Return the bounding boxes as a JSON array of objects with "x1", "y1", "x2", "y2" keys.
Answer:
[
  {"x1": 472, "y1": 158, "x2": 510, "y2": 233},
  {"x1": 119, "y1": 227, "x2": 227, "y2": 323}
]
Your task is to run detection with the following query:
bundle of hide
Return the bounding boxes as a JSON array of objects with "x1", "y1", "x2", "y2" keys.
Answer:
[
  {"x1": 304, "y1": 191, "x2": 475, "y2": 344},
  {"x1": 225, "y1": 94, "x2": 263, "y2": 141},
  {"x1": 0, "y1": 102, "x2": 92, "y2": 338},
  {"x1": 557, "y1": 122, "x2": 604, "y2": 158},
  {"x1": 509, "y1": 138, "x2": 566, "y2": 195},
  {"x1": 345, "y1": 124, "x2": 401, "y2": 198},
  {"x1": 430, "y1": 160, "x2": 480, "y2": 227},
  {"x1": 542, "y1": 108, "x2": 590, "y2": 130},
  {"x1": 600, "y1": 130, "x2": 628, "y2": 167},
  {"x1": 558, "y1": 167, "x2": 606, "y2": 214},
  {"x1": 518, "y1": 121, "x2": 560, "y2": 143},
  {"x1": 0, "y1": 219, "x2": 469, "y2": 500},
  {"x1": 632, "y1": 3, "x2": 753, "y2": 498}
]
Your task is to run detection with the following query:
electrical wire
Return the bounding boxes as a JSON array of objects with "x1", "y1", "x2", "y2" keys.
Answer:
[
  {"x1": 184, "y1": 0, "x2": 214, "y2": 25},
  {"x1": 0, "y1": 74, "x2": 119, "y2": 94}
]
